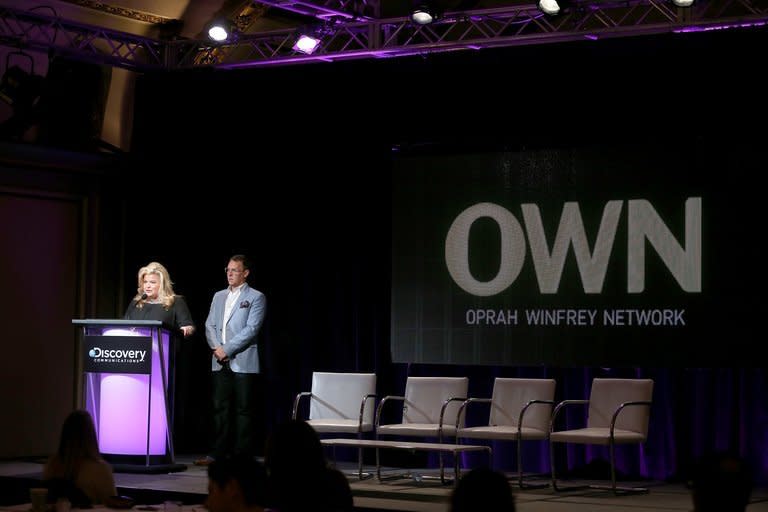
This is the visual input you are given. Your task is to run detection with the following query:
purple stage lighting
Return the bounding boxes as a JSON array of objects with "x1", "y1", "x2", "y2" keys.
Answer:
[
  {"x1": 293, "y1": 34, "x2": 321, "y2": 55},
  {"x1": 91, "y1": 327, "x2": 171, "y2": 456}
]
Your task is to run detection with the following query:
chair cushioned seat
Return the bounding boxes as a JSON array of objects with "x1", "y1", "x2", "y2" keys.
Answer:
[
  {"x1": 459, "y1": 425, "x2": 549, "y2": 440},
  {"x1": 377, "y1": 423, "x2": 458, "y2": 437},
  {"x1": 550, "y1": 427, "x2": 647, "y2": 445},
  {"x1": 309, "y1": 419, "x2": 374, "y2": 433}
]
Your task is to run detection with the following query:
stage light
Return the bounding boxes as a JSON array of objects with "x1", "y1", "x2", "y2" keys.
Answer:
[
  {"x1": 411, "y1": 3, "x2": 438, "y2": 24},
  {"x1": 672, "y1": 0, "x2": 694, "y2": 6},
  {"x1": 293, "y1": 34, "x2": 322, "y2": 55},
  {"x1": 0, "y1": 66, "x2": 33, "y2": 105},
  {"x1": 0, "y1": 52, "x2": 41, "y2": 108},
  {"x1": 207, "y1": 19, "x2": 234, "y2": 42},
  {"x1": 538, "y1": 0, "x2": 561, "y2": 15}
]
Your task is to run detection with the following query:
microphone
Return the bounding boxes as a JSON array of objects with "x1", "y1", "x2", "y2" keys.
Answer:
[{"x1": 140, "y1": 293, "x2": 148, "y2": 301}]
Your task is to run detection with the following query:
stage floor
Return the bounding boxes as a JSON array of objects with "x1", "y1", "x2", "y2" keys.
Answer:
[{"x1": 2, "y1": 456, "x2": 768, "y2": 512}]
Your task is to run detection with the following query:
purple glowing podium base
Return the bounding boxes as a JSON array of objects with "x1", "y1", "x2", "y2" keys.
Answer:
[{"x1": 73, "y1": 319, "x2": 186, "y2": 474}]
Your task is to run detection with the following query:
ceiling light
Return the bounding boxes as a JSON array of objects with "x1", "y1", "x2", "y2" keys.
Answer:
[
  {"x1": 411, "y1": 3, "x2": 438, "y2": 24},
  {"x1": 207, "y1": 20, "x2": 234, "y2": 42},
  {"x1": 293, "y1": 34, "x2": 322, "y2": 55},
  {"x1": 538, "y1": 0, "x2": 561, "y2": 15}
]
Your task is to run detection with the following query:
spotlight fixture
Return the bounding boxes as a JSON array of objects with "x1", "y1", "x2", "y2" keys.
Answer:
[
  {"x1": 0, "y1": 51, "x2": 41, "y2": 108},
  {"x1": 207, "y1": 19, "x2": 234, "y2": 42},
  {"x1": 538, "y1": 0, "x2": 561, "y2": 15},
  {"x1": 672, "y1": 0, "x2": 694, "y2": 6},
  {"x1": 292, "y1": 34, "x2": 322, "y2": 55},
  {"x1": 411, "y1": 3, "x2": 438, "y2": 24}
]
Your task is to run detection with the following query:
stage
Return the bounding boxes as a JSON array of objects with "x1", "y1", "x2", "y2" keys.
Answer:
[{"x1": 2, "y1": 456, "x2": 768, "y2": 512}]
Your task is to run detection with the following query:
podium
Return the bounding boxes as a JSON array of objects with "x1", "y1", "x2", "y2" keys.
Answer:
[{"x1": 72, "y1": 319, "x2": 186, "y2": 473}]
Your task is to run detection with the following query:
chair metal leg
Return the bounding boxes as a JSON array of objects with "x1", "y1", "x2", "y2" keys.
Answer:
[
  {"x1": 439, "y1": 451, "x2": 446, "y2": 484},
  {"x1": 325, "y1": 438, "x2": 372, "y2": 481},
  {"x1": 346, "y1": 447, "x2": 373, "y2": 480},
  {"x1": 438, "y1": 430, "x2": 447, "y2": 484},
  {"x1": 518, "y1": 435, "x2": 524, "y2": 487},
  {"x1": 348, "y1": 433, "x2": 373, "y2": 481},
  {"x1": 550, "y1": 440, "x2": 589, "y2": 492},
  {"x1": 587, "y1": 440, "x2": 649, "y2": 494},
  {"x1": 610, "y1": 438, "x2": 616, "y2": 491},
  {"x1": 454, "y1": 454, "x2": 460, "y2": 485},
  {"x1": 550, "y1": 438, "x2": 556, "y2": 489},
  {"x1": 358, "y1": 446, "x2": 364, "y2": 479},
  {"x1": 515, "y1": 435, "x2": 548, "y2": 489}
]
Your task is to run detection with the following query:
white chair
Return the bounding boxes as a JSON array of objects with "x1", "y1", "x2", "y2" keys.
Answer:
[
  {"x1": 549, "y1": 378, "x2": 654, "y2": 494},
  {"x1": 292, "y1": 371, "x2": 377, "y2": 478},
  {"x1": 456, "y1": 377, "x2": 556, "y2": 488},
  {"x1": 375, "y1": 376, "x2": 469, "y2": 483}
]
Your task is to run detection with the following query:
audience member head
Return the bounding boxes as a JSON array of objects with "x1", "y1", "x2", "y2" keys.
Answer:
[
  {"x1": 207, "y1": 456, "x2": 268, "y2": 512},
  {"x1": 56, "y1": 409, "x2": 101, "y2": 478},
  {"x1": 451, "y1": 467, "x2": 515, "y2": 512},
  {"x1": 691, "y1": 452, "x2": 752, "y2": 512},
  {"x1": 264, "y1": 419, "x2": 352, "y2": 512},
  {"x1": 264, "y1": 419, "x2": 326, "y2": 479}
]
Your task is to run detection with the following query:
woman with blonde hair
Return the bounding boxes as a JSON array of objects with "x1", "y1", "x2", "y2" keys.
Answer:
[{"x1": 124, "y1": 261, "x2": 195, "y2": 337}]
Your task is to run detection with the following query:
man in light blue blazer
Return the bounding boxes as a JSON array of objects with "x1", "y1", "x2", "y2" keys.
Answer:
[{"x1": 197, "y1": 254, "x2": 266, "y2": 464}]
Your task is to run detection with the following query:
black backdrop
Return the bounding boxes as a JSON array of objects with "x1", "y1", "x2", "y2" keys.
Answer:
[
  {"x1": 391, "y1": 143, "x2": 766, "y2": 366},
  {"x1": 127, "y1": 25, "x2": 768, "y2": 484}
]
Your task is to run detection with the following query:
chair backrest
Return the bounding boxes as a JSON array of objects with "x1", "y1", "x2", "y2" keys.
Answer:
[
  {"x1": 488, "y1": 378, "x2": 556, "y2": 430},
  {"x1": 309, "y1": 372, "x2": 377, "y2": 424},
  {"x1": 403, "y1": 376, "x2": 468, "y2": 427},
  {"x1": 587, "y1": 378, "x2": 654, "y2": 436}
]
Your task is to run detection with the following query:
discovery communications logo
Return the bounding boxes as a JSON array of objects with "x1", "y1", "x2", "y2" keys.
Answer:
[{"x1": 88, "y1": 346, "x2": 147, "y2": 364}]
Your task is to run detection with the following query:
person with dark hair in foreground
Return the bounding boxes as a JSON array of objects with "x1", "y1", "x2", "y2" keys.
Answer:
[
  {"x1": 451, "y1": 467, "x2": 515, "y2": 512},
  {"x1": 690, "y1": 452, "x2": 752, "y2": 512},
  {"x1": 43, "y1": 410, "x2": 116, "y2": 505},
  {"x1": 206, "y1": 456, "x2": 268, "y2": 512},
  {"x1": 264, "y1": 419, "x2": 353, "y2": 512}
]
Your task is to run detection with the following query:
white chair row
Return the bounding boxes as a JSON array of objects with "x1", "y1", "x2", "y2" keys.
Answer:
[{"x1": 292, "y1": 372, "x2": 653, "y2": 494}]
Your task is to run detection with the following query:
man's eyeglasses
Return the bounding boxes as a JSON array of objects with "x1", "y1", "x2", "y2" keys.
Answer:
[{"x1": 224, "y1": 268, "x2": 244, "y2": 274}]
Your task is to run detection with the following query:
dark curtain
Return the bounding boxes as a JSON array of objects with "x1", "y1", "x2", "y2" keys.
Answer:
[{"x1": 127, "y1": 26, "x2": 768, "y2": 488}]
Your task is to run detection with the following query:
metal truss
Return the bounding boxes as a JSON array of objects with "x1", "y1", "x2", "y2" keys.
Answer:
[
  {"x1": 1, "y1": 0, "x2": 767, "y2": 71},
  {"x1": 172, "y1": 0, "x2": 768, "y2": 68},
  {"x1": 0, "y1": 6, "x2": 164, "y2": 70},
  {"x1": 251, "y1": 0, "x2": 379, "y2": 20}
]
